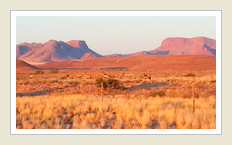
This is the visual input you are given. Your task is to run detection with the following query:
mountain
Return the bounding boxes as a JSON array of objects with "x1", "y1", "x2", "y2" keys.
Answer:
[
  {"x1": 104, "y1": 54, "x2": 129, "y2": 57},
  {"x1": 149, "y1": 37, "x2": 216, "y2": 56},
  {"x1": 17, "y1": 37, "x2": 216, "y2": 63},
  {"x1": 16, "y1": 42, "x2": 43, "y2": 59},
  {"x1": 17, "y1": 40, "x2": 102, "y2": 62},
  {"x1": 104, "y1": 51, "x2": 169, "y2": 57},
  {"x1": 80, "y1": 52, "x2": 98, "y2": 60},
  {"x1": 16, "y1": 59, "x2": 38, "y2": 70},
  {"x1": 104, "y1": 37, "x2": 216, "y2": 57}
]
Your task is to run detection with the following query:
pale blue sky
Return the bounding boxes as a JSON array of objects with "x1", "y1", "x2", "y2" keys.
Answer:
[{"x1": 16, "y1": 16, "x2": 216, "y2": 55}]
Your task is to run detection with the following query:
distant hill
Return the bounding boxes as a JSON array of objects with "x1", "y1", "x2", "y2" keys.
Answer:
[
  {"x1": 16, "y1": 37, "x2": 216, "y2": 63},
  {"x1": 149, "y1": 37, "x2": 216, "y2": 55},
  {"x1": 16, "y1": 59, "x2": 38, "y2": 70},
  {"x1": 38, "y1": 55, "x2": 216, "y2": 71},
  {"x1": 104, "y1": 37, "x2": 216, "y2": 57},
  {"x1": 17, "y1": 40, "x2": 102, "y2": 62}
]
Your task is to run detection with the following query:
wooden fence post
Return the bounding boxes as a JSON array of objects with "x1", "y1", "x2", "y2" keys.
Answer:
[
  {"x1": 101, "y1": 83, "x2": 103, "y2": 113},
  {"x1": 192, "y1": 83, "x2": 195, "y2": 113}
]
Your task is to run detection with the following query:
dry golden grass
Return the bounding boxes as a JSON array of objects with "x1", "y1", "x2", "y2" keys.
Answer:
[
  {"x1": 16, "y1": 69, "x2": 216, "y2": 129},
  {"x1": 16, "y1": 94, "x2": 216, "y2": 129}
]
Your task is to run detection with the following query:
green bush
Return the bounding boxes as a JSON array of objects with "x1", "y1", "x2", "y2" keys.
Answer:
[{"x1": 96, "y1": 78, "x2": 124, "y2": 90}]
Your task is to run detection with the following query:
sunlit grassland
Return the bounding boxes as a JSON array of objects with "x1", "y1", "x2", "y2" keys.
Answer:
[
  {"x1": 16, "y1": 94, "x2": 216, "y2": 129},
  {"x1": 16, "y1": 69, "x2": 216, "y2": 129}
]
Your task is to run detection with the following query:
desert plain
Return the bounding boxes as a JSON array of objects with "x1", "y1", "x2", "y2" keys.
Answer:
[{"x1": 16, "y1": 55, "x2": 216, "y2": 129}]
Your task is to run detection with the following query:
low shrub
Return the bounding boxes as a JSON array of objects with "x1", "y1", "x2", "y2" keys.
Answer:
[
  {"x1": 50, "y1": 70, "x2": 59, "y2": 74},
  {"x1": 60, "y1": 76, "x2": 67, "y2": 80},
  {"x1": 96, "y1": 78, "x2": 106, "y2": 87},
  {"x1": 68, "y1": 81, "x2": 80, "y2": 85},
  {"x1": 211, "y1": 80, "x2": 216, "y2": 83},
  {"x1": 149, "y1": 90, "x2": 165, "y2": 97},
  {"x1": 96, "y1": 78, "x2": 124, "y2": 90},
  {"x1": 34, "y1": 70, "x2": 44, "y2": 74},
  {"x1": 51, "y1": 80, "x2": 58, "y2": 83},
  {"x1": 184, "y1": 73, "x2": 196, "y2": 77}
]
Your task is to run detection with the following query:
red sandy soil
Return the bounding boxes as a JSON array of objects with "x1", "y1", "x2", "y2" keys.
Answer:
[{"x1": 37, "y1": 55, "x2": 216, "y2": 71}]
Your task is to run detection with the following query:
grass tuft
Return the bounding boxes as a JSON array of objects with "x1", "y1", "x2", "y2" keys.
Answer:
[
  {"x1": 50, "y1": 70, "x2": 59, "y2": 74},
  {"x1": 60, "y1": 76, "x2": 67, "y2": 80},
  {"x1": 34, "y1": 70, "x2": 44, "y2": 74},
  {"x1": 184, "y1": 73, "x2": 196, "y2": 77},
  {"x1": 149, "y1": 90, "x2": 166, "y2": 97},
  {"x1": 96, "y1": 78, "x2": 124, "y2": 90}
]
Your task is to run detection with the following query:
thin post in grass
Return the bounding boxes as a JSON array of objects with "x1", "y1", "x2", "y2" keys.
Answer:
[
  {"x1": 101, "y1": 82, "x2": 103, "y2": 113},
  {"x1": 192, "y1": 83, "x2": 195, "y2": 113}
]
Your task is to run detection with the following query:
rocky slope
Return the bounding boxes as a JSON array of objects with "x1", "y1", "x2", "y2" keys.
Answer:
[
  {"x1": 105, "y1": 37, "x2": 216, "y2": 57},
  {"x1": 149, "y1": 37, "x2": 216, "y2": 55},
  {"x1": 16, "y1": 37, "x2": 216, "y2": 63},
  {"x1": 17, "y1": 40, "x2": 102, "y2": 62},
  {"x1": 16, "y1": 59, "x2": 38, "y2": 70},
  {"x1": 16, "y1": 42, "x2": 43, "y2": 59}
]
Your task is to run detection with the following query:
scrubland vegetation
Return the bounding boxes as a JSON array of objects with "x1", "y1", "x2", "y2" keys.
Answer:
[{"x1": 16, "y1": 69, "x2": 216, "y2": 129}]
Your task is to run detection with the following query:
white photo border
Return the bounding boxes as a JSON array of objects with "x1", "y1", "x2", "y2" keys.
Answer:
[{"x1": 11, "y1": 10, "x2": 222, "y2": 135}]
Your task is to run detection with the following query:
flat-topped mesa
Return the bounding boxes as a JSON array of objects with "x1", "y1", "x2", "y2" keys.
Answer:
[
  {"x1": 47, "y1": 39, "x2": 57, "y2": 43},
  {"x1": 16, "y1": 36, "x2": 216, "y2": 63},
  {"x1": 67, "y1": 40, "x2": 89, "y2": 49},
  {"x1": 67, "y1": 40, "x2": 80, "y2": 47},
  {"x1": 161, "y1": 37, "x2": 215, "y2": 48},
  {"x1": 104, "y1": 37, "x2": 216, "y2": 58},
  {"x1": 150, "y1": 37, "x2": 216, "y2": 56}
]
